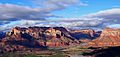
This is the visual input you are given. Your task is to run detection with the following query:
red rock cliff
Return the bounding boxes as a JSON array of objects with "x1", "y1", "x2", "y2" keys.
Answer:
[{"x1": 88, "y1": 27, "x2": 120, "y2": 47}]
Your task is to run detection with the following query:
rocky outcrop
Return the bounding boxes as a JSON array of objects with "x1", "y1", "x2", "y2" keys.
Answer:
[
  {"x1": 0, "y1": 26, "x2": 82, "y2": 52},
  {"x1": 70, "y1": 29, "x2": 100, "y2": 40},
  {"x1": 70, "y1": 29, "x2": 95, "y2": 37},
  {"x1": 88, "y1": 27, "x2": 120, "y2": 47},
  {"x1": 0, "y1": 26, "x2": 102, "y2": 52}
]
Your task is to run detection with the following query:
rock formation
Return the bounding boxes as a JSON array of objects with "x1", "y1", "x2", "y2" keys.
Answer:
[
  {"x1": 88, "y1": 27, "x2": 120, "y2": 47},
  {"x1": 0, "y1": 26, "x2": 81, "y2": 52},
  {"x1": 0, "y1": 26, "x2": 102, "y2": 52},
  {"x1": 70, "y1": 29, "x2": 99, "y2": 40}
]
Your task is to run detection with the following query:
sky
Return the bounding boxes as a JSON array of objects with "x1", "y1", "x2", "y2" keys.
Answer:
[{"x1": 0, "y1": 0, "x2": 120, "y2": 31}]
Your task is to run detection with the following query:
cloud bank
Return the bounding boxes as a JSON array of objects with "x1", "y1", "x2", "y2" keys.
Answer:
[
  {"x1": 0, "y1": 0, "x2": 84, "y2": 20},
  {"x1": 86, "y1": 8, "x2": 120, "y2": 20},
  {"x1": 1, "y1": 8, "x2": 120, "y2": 31},
  {"x1": 0, "y1": 4, "x2": 57, "y2": 20},
  {"x1": 0, "y1": 0, "x2": 120, "y2": 31},
  {"x1": 85, "y1": 8, "x2": 120, "y2": 28}
]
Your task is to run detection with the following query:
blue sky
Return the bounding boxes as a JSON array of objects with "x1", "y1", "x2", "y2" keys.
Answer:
[
  {"x1": 0, "y1": 0, "x2": 120, "y2": 31},
  {"x1": 0, "y1": 0, "x2": 120, "y2": 18},
  {"x1": 51, "y1": 0, "x2": 120, "y2": 18}
]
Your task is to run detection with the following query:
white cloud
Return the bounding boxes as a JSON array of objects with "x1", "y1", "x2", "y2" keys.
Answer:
[
  {"x1": 2, "y1": 8, "x2": 120, "y2": 31},
  {"x1": 0, "y1": 17, "x2": 103, "y2": 31},
  {"x1": 0, "y1": 0, "x2": 90, "y2": 31},
  {"x1": 0, "y1": 20, "x2": 43, "y2": 31},
  {"x1": 85, "y1": 8, "x2": 120, "y2": 28},
  {"x1": 1, "y1": 3, "x2": 120, "y2": 31},
  {"x1": 0, "y1": 4, "x2": 58, "y2": 20},
  {"x1": 32, "y1": 0, "x2": 88, "y2": 11},
  {"x1": 107, "y1": 24, "x2": 120, "y2": 28},
  {"x1": 86, "y1": 8, "x2": 120, "y2": 20},
  {"x1": 0, "y1": 0, "x2": 86, "y2": 20}
]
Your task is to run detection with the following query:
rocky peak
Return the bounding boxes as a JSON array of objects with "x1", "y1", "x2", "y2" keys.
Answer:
[
  {"x1": 87, "y1": 27, "x2": 120, "y2": 47},
  {"x1": 100, "y1": 27, "x2": 120, "y2": 38},
  {"x1": 69, "y1": 29, "x2": 97, "y2": 40}
]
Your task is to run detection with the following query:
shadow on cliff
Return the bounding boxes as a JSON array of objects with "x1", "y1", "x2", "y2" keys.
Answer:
[
  {"x1": 6, "y1": 33, "x2": 47, "y2": 49},
  {"x1": 0, "y1": 32, "x2": 6, "y2": 40},
  {"x1": 70, "y1": 31, "x2": 101, "y2": 40},
  {"x1": 82, "y1": 46, "x2": 120, "y2": 57}
]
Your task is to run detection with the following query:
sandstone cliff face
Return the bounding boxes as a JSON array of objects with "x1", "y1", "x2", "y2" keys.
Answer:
[
  {"x1": 88, "y1": 28, "x2": 120, "y2": 47},
  {"x1": 70, "y1": 29, "x2": 95, "y2": 37},
  {"x1": 100, "y1": 28, "x2": 120, "y2": 41},
  {"x1": 0, "y1": 27, "x2": 81, "y2": 52},
  {"x1": 0, "y1": 26, "x2": 102, "y2": 52},
  {"x1": 69, "y1": 29, "x2": 99, "y2": 40}
]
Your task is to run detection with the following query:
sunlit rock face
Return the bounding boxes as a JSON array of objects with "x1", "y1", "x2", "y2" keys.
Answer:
[
  {"x1": 88, "y1": 27, "x2": 120, "y2": 47},
  {"x1": 0, "y1": 26, "x2": 81, "y2": 52},
  {"x1": 0, "y1": 26, "x2": 103, "y2": 51},
  {"x1": 100, "y1": 28, "x2": 120, "y2": 41}
]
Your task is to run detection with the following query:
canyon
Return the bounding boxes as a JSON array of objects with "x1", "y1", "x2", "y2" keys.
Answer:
[{"x1": 0, "y1": 26, "x2": 120, "y2": 53}]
